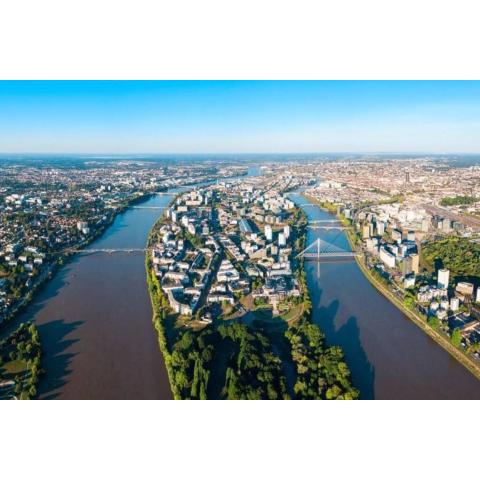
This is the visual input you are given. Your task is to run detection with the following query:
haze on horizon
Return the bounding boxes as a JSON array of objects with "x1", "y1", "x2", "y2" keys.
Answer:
[{"x1": 1, "y1": 81, "x2": 480, "y2": 155}]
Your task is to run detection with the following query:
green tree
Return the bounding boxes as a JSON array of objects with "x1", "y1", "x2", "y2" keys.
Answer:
[
  {"x1": 451, "y1": 328, "x2": 462, "y2": 348},
  {"x1": 427, "y1": 316, "x2": 439, "y2": 330}
]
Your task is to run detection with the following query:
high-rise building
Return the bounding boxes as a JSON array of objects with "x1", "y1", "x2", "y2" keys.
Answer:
[
  {"x1": 450, "y1": 297, "x2": 460, "y2": 311},
  {"x1": 376, "y1": 221, "x2": 385, "y2": 236},
  {"x1": 362, "y1": 225, "x2": 370, "y2": 240},
  {"x1": 401, "y1": 257, "x2": 413, "y2": 276},
  {"x1": 405, "y1": 171, "x2": 410, "y2": 183},
  {"x1": 265, "y1": 225, "x2": 272, "y2": 242},
  {"x1": 278, "y1": 232, "x2": 286, "y2": 247},
  {"x1": 392, "y1": 229, "x2": 402, "y2": 244},
  {"x1": 410, "y1": 253, "x2": 419, "y2": 274},
  {"x1": 442, "y1": 219, "x2": 452, "y2": 233},
  {"x1": 283, "y1": 225, "x2": 290, "y2": 239},
  {"x1": 437, "y1": 268, "x2": 450, "y2": 289},
  {"x1": 379, "y1": 247, "x2": 396, "y2": 269}
]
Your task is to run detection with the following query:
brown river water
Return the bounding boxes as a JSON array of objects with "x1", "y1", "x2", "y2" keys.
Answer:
[
  {"x1": 16, "y1": 193, "x2": 175, "y2": 399},
  {"x1": 290, "y1": 192, "x2": 480, "y2": 399},
  {"x1": 13, "y1": 178, "x2": 480, "y2": 399}
]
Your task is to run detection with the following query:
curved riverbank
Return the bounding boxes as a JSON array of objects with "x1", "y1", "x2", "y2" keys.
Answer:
[
  {"x1": 0, "y1": 191, "x2": 162, "y2": 332},
  {"x1": 303, "y1": 193, "x2": 480, "y2": 383},
  {"x1": 14, "y1": 192, "x2": 176, "y2": 399},
  {"x1": 145, "y1": 187, "x2": 359, "y2": 399},
  {"x1": 291, "y1": 192, "x2": 480, "y2": 399}
]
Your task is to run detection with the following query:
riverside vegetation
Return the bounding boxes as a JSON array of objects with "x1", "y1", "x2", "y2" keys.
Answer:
[
  {"x1": 0, "y1": 322, "x2": 42, "y2": 399},
  {"x1": 146, "y1": 201, "x2": 359, "y2": 400}
]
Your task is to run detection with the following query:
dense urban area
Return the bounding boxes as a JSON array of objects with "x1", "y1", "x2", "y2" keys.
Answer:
[
  {"x1": 146, "y1": 173, "x2": 358, "y2": 399},
  {"x1": 2, "y1": 154, "x2": 480, "y2": 398}
]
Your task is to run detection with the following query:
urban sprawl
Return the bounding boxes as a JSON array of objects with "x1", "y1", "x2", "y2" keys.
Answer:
[{"x1": 3, "y1": 155, "x2": 480, "y2": 398}]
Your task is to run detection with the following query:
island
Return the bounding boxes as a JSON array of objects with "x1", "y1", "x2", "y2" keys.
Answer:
[{"x1": 146, "y1": 175, "x2": 359, "y2": 399}]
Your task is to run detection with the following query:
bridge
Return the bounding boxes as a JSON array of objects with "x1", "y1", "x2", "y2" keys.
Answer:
[
  {"x1": 307, "y1": 224, "x2": 350, "y2": 231},
  {"x1": 68, "y1": 248, "x2": 148, "y2": 254},
  {"x1": 309, "y1": 220, "x2": 341, "y2": 224},
  {"x1": 131, "y1": 206, "x2": 166, "y2": 210},
  {"x1": 307, "y1": 219, "x2": 350, "y2": 231},
  {"x1": 296, "y1": 238, "x2": 358, "y2": 261}
]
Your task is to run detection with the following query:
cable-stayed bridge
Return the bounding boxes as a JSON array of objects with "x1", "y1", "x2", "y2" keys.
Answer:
[{"x1": 296, "y1": 237, "x2": 358, "y2": 261}]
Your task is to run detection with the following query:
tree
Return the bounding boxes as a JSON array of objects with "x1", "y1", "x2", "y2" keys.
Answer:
[
  {"x1": 451, "y1": 328, "x2": 462, "y2": 348},
  {"x1": 29, "y1": 385, "x2": 37, "y2": 398},
  {"x1": 427, "y1": 316, "x2": 439, "y2": 330}
]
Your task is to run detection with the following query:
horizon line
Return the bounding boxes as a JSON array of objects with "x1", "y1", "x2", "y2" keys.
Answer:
[{"x1": 1, "y1": 151, "x2": 480, "y2": 156}]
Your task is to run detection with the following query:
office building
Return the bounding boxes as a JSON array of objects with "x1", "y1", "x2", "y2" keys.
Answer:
[
  {"x1": 410, "y1": 253, "x2": 419, "y2": 274},
  {"x1": 456, "y1": 282, "x2": 474, "y2": 296},
  {"x1": 401, "y1": 257, "x2": 413, "y2": 276},
  {"x1": 362, "y1": 225, "x2": 370, "y2": 240},
  {"x1": 379, "y1": 247, "x2": 396, "y2": 269},
  {"x1": 265, "y1": 225, "x2": 272, "y2": 242},
  {"x1": 376, "y1": 221, "x2": 385, "y2": 236},
  {"x1": 450, "y1": 297, "x2": 460, "y2": 311},
  {"x1": 437, "y1": 268, "x2": 450, "y2": 289}
]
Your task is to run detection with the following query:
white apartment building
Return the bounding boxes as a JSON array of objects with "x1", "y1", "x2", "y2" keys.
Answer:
[{"x1": 437, "y1": 268, "x2": 450, "y2": 290}]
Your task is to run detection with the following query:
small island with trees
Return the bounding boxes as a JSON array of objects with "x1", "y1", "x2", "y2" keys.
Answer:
[{"x1": 146, "y1": 178, "x2": 359, "y2": 400}]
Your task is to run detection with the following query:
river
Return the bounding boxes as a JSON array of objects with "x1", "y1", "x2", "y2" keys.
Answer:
[
  {"x1": 15, "y1": 168, "x2": 256, "y2": 399},
  {"x1": 17, "y1": 168, "x2": 480, "y2": 399},
  {"x1": 16, "y1": 193, "x2": 176, "y2": 399},
  {"x1": 289, "y1": 192, "x2": 480, "y2": 399}
]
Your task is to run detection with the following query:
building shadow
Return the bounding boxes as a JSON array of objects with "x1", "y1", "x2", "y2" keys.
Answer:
[
  {"x1": 37, "y1": 318, "x2": 83, "y2": 400},
  {"x1": 313, "y1": 295, "x2": 376, "y2": 399},
  {"x1": 2, "y1": 264, "x2": 74, "y2": 337}
]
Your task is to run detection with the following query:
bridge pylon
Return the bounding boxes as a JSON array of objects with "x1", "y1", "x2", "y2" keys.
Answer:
[{"x1": 296, "y1": 237, "x2": 357, "y2": 261}]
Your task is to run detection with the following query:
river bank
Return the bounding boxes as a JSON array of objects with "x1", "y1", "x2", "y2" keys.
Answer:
[
  {"x1": 302, "y1": 192, "x2": 480, "y2": 384},
  {"x1": 290, "y1": 191, "x2": 480, "y2": 398},
  {"x1": 145, "y1": 185, "x2": 359, "y2": 399},
  {"x1": 0, "y1": 190, "x2": 165, "y2": 333},
  {"x1": 12, "y1": 191, "x2": 177, "y2": 399}
]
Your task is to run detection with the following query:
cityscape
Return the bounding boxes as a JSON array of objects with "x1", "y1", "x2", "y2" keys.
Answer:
[
  {"x1": 1, "y1": 82, "x2": 480, "y2": 399},
  {"x1": 4, "y1": 4, "x2": 479, "y2": 480}
]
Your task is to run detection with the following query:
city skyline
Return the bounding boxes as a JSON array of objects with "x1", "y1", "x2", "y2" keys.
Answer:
[{"x1": 1, "y1": 81, "x2": 480, "y2": 154}]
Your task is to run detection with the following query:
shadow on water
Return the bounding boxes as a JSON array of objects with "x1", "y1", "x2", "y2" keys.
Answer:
[
  {"x1": 2, "y1": 263, "x2": 75, "y2": 338},
  {"x1": 314, "y1": 294, "x2": 376, "y2": 399},
  {"x1": 37, "y1": 319, "x2": 83, "y2": 399}
]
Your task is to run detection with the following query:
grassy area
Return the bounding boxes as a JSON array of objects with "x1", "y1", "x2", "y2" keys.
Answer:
[
  {"x1": 280, "y1": 303, "x2": 304, "y2": 323},
  {"x1": 440, "y1": 195, "x2": 477, "y2": 207},
  {"x1": 2, "y1": 359, "x2": 28, "y2": 375}
]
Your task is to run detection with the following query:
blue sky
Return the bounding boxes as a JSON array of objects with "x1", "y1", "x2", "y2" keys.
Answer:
[{"x1": 0, "y1": 81, "x2": 480, "y2": 153}]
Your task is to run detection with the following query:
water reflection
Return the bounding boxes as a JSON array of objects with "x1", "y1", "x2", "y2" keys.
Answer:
[
  {"x1": 291, "y1": 193, "x2": 480, "y2": 399},
  {"x1": 16, "y1": 192, "x2": 176, "y2": 399}
]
